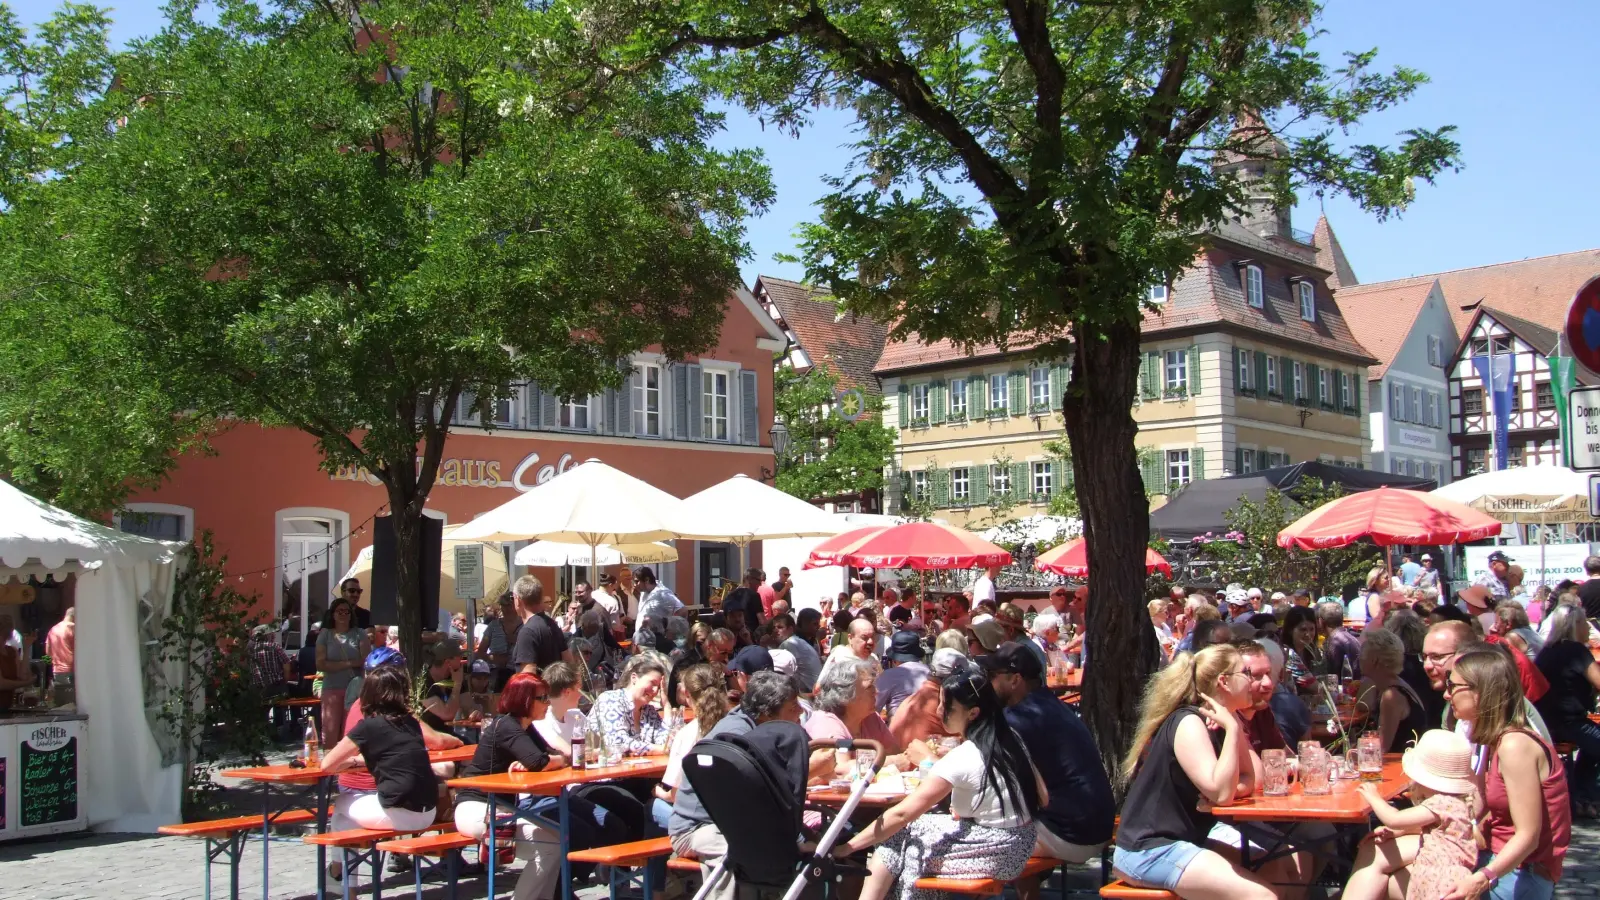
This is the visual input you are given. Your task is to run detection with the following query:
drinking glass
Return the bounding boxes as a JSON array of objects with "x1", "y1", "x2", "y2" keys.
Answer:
[
  {"x1": 854, "y1": 748, "x2": 878, "y2": 782},
  {"x1": 1262, "y1": 749, "x2": 1289, "y2": 796},
  {"x1": 1358, "y1": 732, "x2": 1384, "y2": 781},
  {"x1": 1342, "y1": 749, "x2": 1360, "y2": 781},
  {"x1": 1301, "y1": 748, "x2": 1331, "y2": 795}
]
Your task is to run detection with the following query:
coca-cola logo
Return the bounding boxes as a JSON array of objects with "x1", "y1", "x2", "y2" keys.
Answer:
[{"x1": 925, "y1": 556, "x2": 951, "y2": 566}]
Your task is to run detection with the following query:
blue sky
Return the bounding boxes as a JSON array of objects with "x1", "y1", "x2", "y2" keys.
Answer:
[{"x1": 24, "y1": 0, "x2": 1598, "y2": 288}]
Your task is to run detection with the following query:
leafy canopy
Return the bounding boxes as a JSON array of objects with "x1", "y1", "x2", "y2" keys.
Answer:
[
  {"x1": 773, "y1": 366, "x2": 896, "y2": 503},
  {"x1": 1212, "y1": 479, "x2": 1381, "y2": 596}
]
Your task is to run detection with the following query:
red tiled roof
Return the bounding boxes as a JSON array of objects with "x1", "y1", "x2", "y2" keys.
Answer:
[
  {"x1": 1355, "y1": 249, "x2": 1600, "y2": 339},
  {"x1": 1333, "y1": 279, "x2": 1439, "y2": 380},
  {"x1": 872, "y1": 333, "x2": 1054, "y2": 374},
  {"x1": 755, "y1": 276, "x2": 888, "y2": 393},
  {"x1": 1313, "y1": 215, "x2": 1359, "y2": 289}
]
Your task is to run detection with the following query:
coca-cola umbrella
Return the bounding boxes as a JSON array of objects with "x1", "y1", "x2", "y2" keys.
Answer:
[
  {"x1": 802, "y1": 525, "x2": 892, "y2": 570},
  {"x1": 1277, "y1": 486, "x2": 1503, "y2": 550},
  {"x1": 806, "y1": 521, "x2": 1012, "y2": 571},
  {"x1": 1035, "y1": 537, "x2": 1173, "y2": 578}
]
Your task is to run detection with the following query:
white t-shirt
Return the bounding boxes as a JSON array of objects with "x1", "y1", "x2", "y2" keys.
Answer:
[
  {"x1": 662, "y1": 721, "x2": 703, "y2": 790},
  {"x1": 472, "y1": 622, "x2": 488, "y2": 645},
  {"x1": 591, "y1": 589, "x2": 622, "y2": 621},
  {"x1": 930, "y1": 739, "x2": 1031, "y2": 829},
  {"x1": 972, "y1": 575, "x2": 996, "y2": 605},
  {"x1": 535, "y1": 707, "x2": 578, "y2": 756}
]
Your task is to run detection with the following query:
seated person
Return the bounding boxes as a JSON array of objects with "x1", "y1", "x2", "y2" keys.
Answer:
[
  {"x1": 875, "y1": 631, "x2": 930, "y2": 718},
  {"x1": 807, "y1": 657, "x2": 923, "y2": 773},
  {"x1": 532, "y1": 661, "x2": 582, "y2": 756},
  {"x1": 889, "y1": 648, "x2": 967, "y2": 749},
  {"x1": 457, "y1": 660, "x2": 497, "y2": 723}
]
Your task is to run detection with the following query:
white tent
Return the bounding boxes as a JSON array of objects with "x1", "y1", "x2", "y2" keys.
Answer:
[
  {"x1": 0, "y1": 480, "x2": 185, "y2": 832},
  {"x1": 981, "y1": 514, "x2": 1082, "y2": 546},
  {"x1": 1431, "y1": 465, "x2": 1595, "y2": 524}
]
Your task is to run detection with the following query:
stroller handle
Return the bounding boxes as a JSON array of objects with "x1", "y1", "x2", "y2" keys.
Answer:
[{"x1": 807, "y1": 738, "x2": 885, "y2": 755}]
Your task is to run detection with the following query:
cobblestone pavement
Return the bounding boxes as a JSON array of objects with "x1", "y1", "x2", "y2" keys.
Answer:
[{"x1": 4, "y1": 813, "x2": 1599, "y2": 899}]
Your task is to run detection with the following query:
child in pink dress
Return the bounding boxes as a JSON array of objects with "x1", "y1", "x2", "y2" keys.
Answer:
[{"x1": 1347, "y1": 728, "x2": 1480, "y2": 900}]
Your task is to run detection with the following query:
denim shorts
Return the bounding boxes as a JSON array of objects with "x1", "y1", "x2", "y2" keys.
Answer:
[
  {"x1": 1480, "y1": 852, "x2": 1555, "y2": 900},
  {"x1": 1113, "y1": 841, "x2": 1204, "y2": 891}
]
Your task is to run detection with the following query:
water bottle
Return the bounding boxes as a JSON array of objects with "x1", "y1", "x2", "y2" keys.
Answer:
[
  {"x1": 586, "y1": 717, "x2": 606, "y2": 769},
  {"x1": 302, "y1": 719, "x2": 320, "y2": 767},
  {"x1": 566, "y1": 709, "x2": 587, "y2": 770}
]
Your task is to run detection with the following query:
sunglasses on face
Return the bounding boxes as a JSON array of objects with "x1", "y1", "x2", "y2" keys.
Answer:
[
  {"x1": 344, "y1": 587, "x2": 363, "y2": 595},
  {"x1": 531, "y1": 693, "x2": 549, "y2": 702},
  {"x1": 1444, "y1": 679, "x2": 1474, "y2": 697}
]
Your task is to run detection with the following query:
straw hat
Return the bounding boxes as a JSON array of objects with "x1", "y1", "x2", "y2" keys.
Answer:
[
  {"x1": 1458, "y1": 585, "x2": 1493, "y2": 611},
  {"x1": 1401, "y1": 729, "x2": 1476, "y2": 796}
]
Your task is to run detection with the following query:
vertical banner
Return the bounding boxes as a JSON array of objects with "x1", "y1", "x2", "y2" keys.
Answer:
[
  {"x1": 1472, "y1": 353, "x2": 1516, "y2": 470},
  {"x1": 1549, "y1": 354, "x2": 1578, "y2": 465}
]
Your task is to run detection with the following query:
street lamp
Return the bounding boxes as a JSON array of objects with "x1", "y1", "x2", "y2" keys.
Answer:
[{"x1": 770, "y1": 421, "x2": 791, "y2": 463}]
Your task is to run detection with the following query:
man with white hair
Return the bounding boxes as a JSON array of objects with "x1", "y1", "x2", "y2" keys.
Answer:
[
  {"x1": 1246, "y1": 586, "x2": 1265, "y2": 612},
  {"x1": 1026, "y1": 612, "x2": 1061, "y2": 671}
]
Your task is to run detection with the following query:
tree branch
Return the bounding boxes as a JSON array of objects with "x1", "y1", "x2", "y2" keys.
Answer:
[{"x1": 1001, "y1": 0, "x2": 1065, "y2": 193}]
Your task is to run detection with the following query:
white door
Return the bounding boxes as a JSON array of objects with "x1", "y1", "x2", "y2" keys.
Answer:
[{"x1": 281, "y1": 518, "x2": 337, "y2": 649}]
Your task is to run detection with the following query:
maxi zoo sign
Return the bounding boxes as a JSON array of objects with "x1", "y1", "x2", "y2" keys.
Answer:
[{"x1": 331, "y1": 452, "x2": 580, "y2": 493}]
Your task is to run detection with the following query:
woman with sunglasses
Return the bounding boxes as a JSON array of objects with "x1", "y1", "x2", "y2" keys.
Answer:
[
  {"x1": 317, "y1": 598, "x2": 371, "y2": 747},
  {"x1": 452, "y1": 673, "x2": 569, "y2": 900},
  {"x1": 830, "y1": 667, "x2": 1044, "y2": 900},
  {"x1": 1111, "y1": 644, "x2": 1276, "y2": 900}
]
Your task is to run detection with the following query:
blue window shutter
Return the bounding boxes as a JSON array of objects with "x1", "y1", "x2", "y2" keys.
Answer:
[
  {"x1": 740, "y1": 369, "x2": 759, "y2": 445},
  {"x1": 686, "y1": 365, "x2": 704, "y2": 440}
]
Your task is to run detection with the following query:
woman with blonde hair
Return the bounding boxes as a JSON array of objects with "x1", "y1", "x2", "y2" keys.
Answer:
[
  {"x1": 935, "y1": 629, "x2": 969, "y2": 655},
  {"x1": 1111, "y1": 645, "x2": 1275, "y2": 899}
]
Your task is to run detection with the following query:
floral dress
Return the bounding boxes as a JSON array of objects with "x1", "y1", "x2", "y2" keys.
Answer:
[
  {"x1": 590, "y1": 688, "x2": 668, "y2": 756},
  {"x1": 1406, "y1": 793, "x2": 1478, "y2": 900}
]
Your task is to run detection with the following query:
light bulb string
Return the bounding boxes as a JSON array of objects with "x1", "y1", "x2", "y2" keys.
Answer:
[{"x1": 225, "y1": 503, "x2": 389, "y2": 583}]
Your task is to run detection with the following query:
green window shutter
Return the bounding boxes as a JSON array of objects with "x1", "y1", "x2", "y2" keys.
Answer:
[
  {"x1": 970, "y1": 375, "x2": 985, "y2": 414},
  {"x1": 1141, "y1": 453, "x2": 1164, "y2": 495},
  {"x1": 1280, "y1": 356, "x2": 1293, "y2": 399},
  {"x1": 1231, "y1": 348, "x2": 1241, "y2": 394},
  {"x1": 1354, "y1": 373, "x2": 1363, "y2": 414},
  {"x1": 1049, "y1": 365, "x2": 1065, "y2": 410},
  {"x1": 932, "y1": 470, "x2": 950, "y2": 508},
  {"x1": 1052, "y1": 457, "x2": 1068, "y2": 492},
  {"x1": 1258, "y1": 450, "x2": 1270, "y2": 471},
  {"x1": 1009, "y1": 371, "x2": 1026, "y2": 415},
  {"x1": 1141, "y1": 351, "x2": 1159, "y2": 399},
  {"x1": 898, "y1": 384, "x2": 909, "y2": 424},
  {"x1": 1308, "y1": 364, "x2": 1320, "y2": 405},
  {"x1": 972, "y1": 467, "x2": 990, "y2": 505},
  {"x1": 1188, "y1": 345, "x2": 1201, "y2": 395},
  {"x1": 1012, "y1": 462, "x2": 1029, "y2": 499},
  {"x1": 930, "y1": 382, "x2": 946, "y2": 425},
  {"x1": 1192, "y1": 446, "x2": 1205, "y2": 480},
  {"x1": 1256, "y1": 351, "x2": 1269, "y2": 396},
  {"x1": 1234, "y1": 446, "x2": 1244, "y2": 474}
]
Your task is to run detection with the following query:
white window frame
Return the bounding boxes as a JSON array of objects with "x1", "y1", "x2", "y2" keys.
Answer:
[
  {"x1": 910, "y1": 383, "x2": 930, "y2": 422},
  {"x1": 949, "y1": 379, "x2": 968, "y2": 418},
  {"x1": 115, "y1": 502, "x2": 195, "y2": 541},
  {"x1": 702, "y1": 368, "x2": 731, "y2": 441},
  {"x1": 1164, "y1": 349, "x2": 1188, "y2": 392},
  {"x1": 634, "y1": 362, "x2": 663, "y2": 437},
  {"x1": 1319, "y1": 369, "x2": 1332, "y2": 405},
  {"x1": 275, "y1": 507, "x2": 351, "y2": 645},
  {"x1": 1240, "y1": 449, "x2": 1255, "y2": 475},
  {"x1": 1391, "y1": 382, "x2": 1405, "y2": 420},
  {"x1": 1148, "y1": 284, "x2": 1168, "y2": 304},
  {"x1": 1245, "y1": 265, "x2": 1264, "y2": 309},
  {"x1": 1297, "y1": 281, "x2": 1316, "y2": 322},
  {"x1": 1237, "y1": 349, "x2": 1254, "y2": 391},
  {"x1": 912, "y1": 470, "x2": 929, "y2": 502},
  {"x1": 560, "y1": 395, "x2": 594, "y2": 432},
  {"x1": 990, "y1": 464, "x2": 1011, "y2": 497},
  {"x1": 1029, "y1": 367, "x2": 1051, "y2": 408},
  {"x1": 1031, "y1": 461, "x2": 1052, "y2": 499},
  {"x1": 1291, "y1": 361, "x2": 1304, "y2": 400},
  {"x1": 951, "y1": 467, "x2": 971, "y2": 503},
  {"x1": 1265, "y1": 356, "x2": 1279, "y2": 395},
  {"x1": 491, "y1": 385, "x2": 516, "y2": 427},
  {"x1": 1340, "y1": 372, "x2": 1353, "y2": 408},
  {"x1": 1166, "y1": 450, "x2": 1192, "y2": 487},
  {"x1": 1410, "y1": 386, "x2": 1422, "y2": 425},
  {"x1": 988, "y1": 373, "x2": 1008, "y2": 412}
]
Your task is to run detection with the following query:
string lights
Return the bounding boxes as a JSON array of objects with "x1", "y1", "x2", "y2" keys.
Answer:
[{"x1": 227, "y1": 503, "x2": 389, "y2": 583}]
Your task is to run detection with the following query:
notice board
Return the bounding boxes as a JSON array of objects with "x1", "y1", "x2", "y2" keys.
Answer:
[{"x1": 20, "y1": 724, "x2": 76, "y2": 829}]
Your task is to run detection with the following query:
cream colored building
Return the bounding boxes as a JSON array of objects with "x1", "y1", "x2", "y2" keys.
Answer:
[{"x1": 877, "y1": 207, "x2": 1375, "y2": 527}]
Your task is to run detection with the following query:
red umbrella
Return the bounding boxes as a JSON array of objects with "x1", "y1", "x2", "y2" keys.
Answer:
[
  {"x1": 1277, "y1": 486, "x2": 1503, "y2": 550},
  {"x1": 807, "y1": 522, "x2": 1012, "y2": 570},
  {"x1": 802, "y1": 525, "x2": 891, "y2": 570},
  {"x1": 1035, "y1": 538, "x2": 1173, "y2": 578}
]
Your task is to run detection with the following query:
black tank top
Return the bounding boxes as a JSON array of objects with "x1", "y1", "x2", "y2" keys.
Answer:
[{"x1": 1116, "y1": 707, "x2": 1223, "y2": 852}]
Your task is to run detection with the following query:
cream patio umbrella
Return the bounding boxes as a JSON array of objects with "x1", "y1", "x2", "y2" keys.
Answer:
[
  {"x1": 674, "y1": 474, "x2": 852, "y2": 572},
  {"x1": 1431, "y1": 465, "x2": 1597, "y2": 585},
  {"x1": 513, "y1": 540, "x2": 679, "y2": 567},
  {"x1": 449, "y1": 458, "x2": 689, "y2": 581},
  {"x1": 339, "y1": 523, "x2": 510, "y2": 618}
]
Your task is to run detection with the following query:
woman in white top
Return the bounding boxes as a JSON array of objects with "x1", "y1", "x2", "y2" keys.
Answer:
[{"x1": 832, "y1": 667, "x2": 1045, "y2": 900}]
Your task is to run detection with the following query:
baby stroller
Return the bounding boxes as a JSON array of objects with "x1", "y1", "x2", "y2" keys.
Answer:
[{"x1": 682, "y1": 732, "x2": 883, "y2": 900}]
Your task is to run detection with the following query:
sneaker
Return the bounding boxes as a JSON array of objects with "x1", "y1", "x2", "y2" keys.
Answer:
[{"x1": 387, "y1": 853, "x2": 412, "y2": 874}]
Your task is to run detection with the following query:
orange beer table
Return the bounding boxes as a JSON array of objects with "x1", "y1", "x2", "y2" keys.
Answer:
[
  {"x1": 1208, "y1": 754, "x2": 1407, "y2": 869},
  {"x1": 447, "y1": 756, "x2": 668, "y2": 900}
]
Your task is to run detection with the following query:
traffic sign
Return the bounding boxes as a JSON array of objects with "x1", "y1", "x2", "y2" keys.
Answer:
[
  {"x1": 1567, "y1": 386, "x2": 1600, "y2": 472},
  {"x1": 454, "y1": 544, "x2": 485, "y2": 600},
  {"x1": 1561, "y1": 274, "x2": 1600, "y2": 375}
]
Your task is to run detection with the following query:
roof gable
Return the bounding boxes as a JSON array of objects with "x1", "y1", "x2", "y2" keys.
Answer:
[
  {"x1": 1333, "y1": 279, "x2": 1439, "y2": 379},
  {"x1": 1312, "y1": 215, "x2": 1359, "y2": 289},
  {"x1": 755, "y1": 276, "x2": 888, "y2": 392}
]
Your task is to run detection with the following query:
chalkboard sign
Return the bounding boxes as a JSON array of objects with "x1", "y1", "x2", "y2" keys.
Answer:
[{"x1": 21, "y1": 725, "x2": 77, "y2": 829}]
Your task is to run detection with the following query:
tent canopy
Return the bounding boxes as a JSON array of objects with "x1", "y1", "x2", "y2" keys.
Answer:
[
  {"x1": 1149, "y1": 461, "x2": 1435, "y2": 542},
  {"x1": 0, "y1": 480, "x2": 180, "y2": 579}
]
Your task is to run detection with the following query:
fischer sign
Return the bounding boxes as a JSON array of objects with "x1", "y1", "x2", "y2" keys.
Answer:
[{"x1": 332, "y1": 451, "x2": 580, "y2": 493}]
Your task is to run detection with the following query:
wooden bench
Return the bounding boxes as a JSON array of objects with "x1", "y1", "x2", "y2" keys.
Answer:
[
  {"x1": 161, "y1": 808, "x2": 326, "y2": 900},
  {"x1": 569, "y1": 836, "x2": 675, "y2": 900},
  {"x1": 1100, "y1": 879, "x2": 1177, "y2": 899},
  {"x1": 376, "y1": 832, "x2": 477, "y2": 900},
  {"x1": 667, "y1": 855, "x2": 702, "y2": 873},
  {"x1": 911, "y1": 856, "x2": 1061, "y2": 896},
  {"x1": 307, "y1": 826, "x2": 453, "y2": 900}
]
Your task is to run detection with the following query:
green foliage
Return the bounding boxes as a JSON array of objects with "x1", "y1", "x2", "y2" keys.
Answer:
[
  {"x1": 158, "y1": 533, "x2": 275, "y2": 818},
  {"x1": 773, "y1": 366, "x2": 897, "y2": 502},
  {"x1": 1041, "y1": 434, "x2": 1080, "y2": 520},
  {"x1": 1212, "y1": 479, "x2": 1381, "y2": 597}
]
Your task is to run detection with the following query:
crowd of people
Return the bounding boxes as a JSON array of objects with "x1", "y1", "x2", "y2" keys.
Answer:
[{"x1": 248, "y1": 551, "x2": 1600, "y2": 900}]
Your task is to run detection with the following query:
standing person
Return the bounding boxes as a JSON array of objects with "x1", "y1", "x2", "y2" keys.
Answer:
[
  {"x1": 1398, "y1": 555, "x2": 1423, "y2": 588},
  {"x1": 829, "y1": 669, "x2": 1044, "y2": 900},
  {"x1": 337, "y1": 578, "x2": 373, "y2": 630},
  {"x1": 45, "y1": 607, "x2": 74, "y2": 682},
  {"x1": 757, "y1": 569, "x2": 779, "y2": 619},
  {"x1": 1415, "y1": 553, "x2": 1442, "y2": 596},
  {"x1": 778, "y1": 610, "x2": 824, "y2": 692},
  {"x1": 509, "y1": 576, "x2": 572, "y2": 674},
  {"x1": 986, "y1": 643, "x2": 1114, "y2": 888},
  {"x1": 633, "y1": 566, "x2": 685, "y2": 640},
  {"x1": 769, "y1": 567, "x2": 793, "y2": 613},
  {"x1": 1533, "y1": 604, "x2": 1600, "y2": 816},
  {"x1": 249, "y1": 624, "x2": 293, "y2": 701},
  {"x1": 316, "y1": 599, "x2": 371, "y2": 747},
  {"x1": 1577, "y1": 556, "x2": 1600, "y2": 620},
  {"x1": 591, "y1": 574, "x2": 623, "y2": 624},
  {"x1": 1475, "y1": 551, "x2": 1514, "y2": 604},
  {"x1": 1111, "y1": 645, "x2": 1276, "y2": 900},
  {"x1": 476, "y1": 592, "x2": 520, "y2": 691},
  {"x1": 971, "y1": 565, "x2": 999, "y2": 608}
]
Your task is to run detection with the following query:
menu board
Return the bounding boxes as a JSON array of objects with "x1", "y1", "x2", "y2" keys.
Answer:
[{"x1": 20, "y1": 724, "x2": 77, "y2": 829}]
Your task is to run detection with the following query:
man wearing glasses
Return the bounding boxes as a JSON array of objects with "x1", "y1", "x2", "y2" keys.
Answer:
[
  {"x1": 1422, "y1": 620, "x2": 1551, "y2": 744},
  {"x1": 337, "y1": 578, "x2": 373, "y2": 631}
]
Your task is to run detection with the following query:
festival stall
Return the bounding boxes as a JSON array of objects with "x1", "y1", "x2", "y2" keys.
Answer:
[{"x1": 0, "y1": 480, "x2": 186, "y2": 837}]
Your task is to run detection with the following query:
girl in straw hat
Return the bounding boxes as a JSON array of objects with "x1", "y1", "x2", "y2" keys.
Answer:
[{"x1": 1345, "y1": 728, "x2": 1479, "y2": 900}]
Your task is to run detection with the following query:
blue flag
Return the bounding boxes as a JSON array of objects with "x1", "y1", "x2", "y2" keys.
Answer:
[{"x1": 1471, "y1": 353, "x2": 1516, "y2": 469}]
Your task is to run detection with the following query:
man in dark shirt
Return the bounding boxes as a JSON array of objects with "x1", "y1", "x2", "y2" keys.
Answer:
[
  {"x1": 1319, "y1": 600, "x2": 1362, "y2": 679},
  {"x1": 419, "y1": 638, "x2": 465, "y2": 732},
  {"x1": 511, "y1": 576, "x2": 572, "y2": 674},
  {"x1": 338, "y1": 578, "x2": 373, "y2": 630},
  {"x1": 1235, "y1": 642, "x2": 1287, "y2": 753},
  {"x1": 1579, "y1": 556, "x2": 1600, "y2": 620},
  {"x1": 721, "y1": 569, "x2": 765, "y2": 632},
  {"x1": 985, "y1": 643, "x2": 1114, "y2": 900}
]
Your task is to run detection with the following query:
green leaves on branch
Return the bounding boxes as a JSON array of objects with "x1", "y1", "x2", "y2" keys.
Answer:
[{"x1": 772, "y1": 367, "x2": 895, "y2": 504}]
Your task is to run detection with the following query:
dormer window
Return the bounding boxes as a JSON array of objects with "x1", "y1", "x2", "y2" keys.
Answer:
[
  {"x1": 1148, "y1": 284, "x2": 1168, "y2": 304},
  {"x1": 1245, "y1": 265, "x2": 1264, "y2": 309},
  {"x1": 1297, "y1": 281, "x2": 1315, "y2": 322}
]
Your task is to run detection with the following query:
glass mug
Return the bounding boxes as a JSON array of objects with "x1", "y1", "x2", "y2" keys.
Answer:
[
  {"x1": 1262, "y1": 749, "x2": 1290, "y2": 796},
  {"x1": 1358, "y1": 732, "x2": 1385, "y2": 780},
  {"x1": 1301, "y1": 748, "x2": 1332, "y2": 795}
]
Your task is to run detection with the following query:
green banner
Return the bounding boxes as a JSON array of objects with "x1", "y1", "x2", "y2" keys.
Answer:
[{"x1": 1548, "y1": 354, "x2": 1578, "y2": 464}]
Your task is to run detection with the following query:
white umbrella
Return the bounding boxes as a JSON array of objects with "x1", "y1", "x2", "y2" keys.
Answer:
[
  {"x1": 980, "y1": 514, "x2": 1082, "y2": 546},
  {"x1": 450, "y1": 458, "x2": 688, "y2": 579},
  {"x1": 1431, "y1": 465, "x2": 1597, "y2": 585},
  {"x1": 675, "y1": 474, "x2": 851, "y2": 570},
  {"x1": 514, "y1": 540, "x2": 679, "y2": 567}
]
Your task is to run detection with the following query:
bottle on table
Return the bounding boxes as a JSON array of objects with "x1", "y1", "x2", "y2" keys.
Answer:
[
  {"x1": 567, "y1": 709, "x2": 587, "y2": 770},
  {"x1": 302, "y1": 719, "x2": 320, "y2": 767},
  {"x1": 585, "y1": 717, "x2": 606, "y2": 769}
]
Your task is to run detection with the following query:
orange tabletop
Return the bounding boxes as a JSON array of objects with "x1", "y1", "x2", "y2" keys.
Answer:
[
  {"x1": 806, "y1": 786, "x2": 903, "y2": 808},
  {"x1": 447, "y1": 756, "x2": 668, "y2": 796},
  {"x1": 224, "y1": 745, "x2": 477, "y2": 783},
  {"x1": 1209, "y1": 755, "x2": 1406, "y2": 824},
  {"x1": 1046, "y1": 670, "x2": 1083, "y2": 691}
]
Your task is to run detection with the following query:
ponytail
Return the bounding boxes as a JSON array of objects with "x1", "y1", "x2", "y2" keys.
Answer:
[{"x1": 1120, "y1": 644, "x2": 1238, "y2": 784}]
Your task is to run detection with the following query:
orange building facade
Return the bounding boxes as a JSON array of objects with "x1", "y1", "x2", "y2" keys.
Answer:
[{"x1": 120, "y1": 287, "x2": 786, "y2": 646}]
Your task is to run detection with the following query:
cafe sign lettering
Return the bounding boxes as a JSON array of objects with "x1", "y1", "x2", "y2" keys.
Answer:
[{"x1": 332, "y1": 451, "x2": 581, "y2": 493}]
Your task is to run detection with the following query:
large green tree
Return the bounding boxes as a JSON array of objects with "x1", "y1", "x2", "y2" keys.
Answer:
[
  {"x1": 601, "y1": 0, "x2": 1459, "y2": 766},
  {"x1": 772, "y1": 366, "x2": 896, "y2": 504},
  {"x1": 2, "y1": 0, "x2": 771, "y2": 665}
]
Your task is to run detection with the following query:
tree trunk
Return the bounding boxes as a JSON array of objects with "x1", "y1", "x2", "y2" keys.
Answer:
[
  {"x1": 1062, "y1": 317, "x2": 1161, "y2": 783},
  {"x1": 382, "y1": 478, "x2": 427, "y2": 675}
]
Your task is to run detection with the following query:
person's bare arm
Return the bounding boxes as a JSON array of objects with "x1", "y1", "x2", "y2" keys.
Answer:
[
  {"x1": 1378, "y1": 685, "x2": 1406, "y2": 753},
  {"x1": 319, "y1": 736, "x2": 362, "y2": 772},
  {"x1": 1174, "y1": 697, "x2": 1242, "y2": 805},
  {"x1": 1443, "y1": 732, "x2": 1546, "y2": 899},
  {"x1": 1358, "y1": 783, "x2": 1438, "y2": 834},
  {"x1": 1584, "y1": 661, "x2": 1600, "y2": 693},
  {"x1": 835, "y1": 775, "x2": 952, "y2": 855},
  {"x1": 419, "y1": 716, "x2": 464, "y2": 750}
]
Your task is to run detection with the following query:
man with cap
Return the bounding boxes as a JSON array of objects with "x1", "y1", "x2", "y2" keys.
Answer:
[
  {"x1": 419, "y1": 638, "x2": 466, "y2": 732},
  {"x1": 1458, "y1": 585, "x2": 1498, "y2": 634},
  {"x1": 1474, "y1": 550, "x2": 1514, "y2": 602},
  {"x1": 875, "y1": 631, "x2": 929, "y2": 717},
  {"x1": 1224, "y1": 584, "x2": 1254, "y2": 622},
  {"x1": 725, "y1": 643, "x2": 774, "y2": 696},
  {"x1": 985, "y1": 642, "x2": 1114, "y2": 894},
  {"x1": 458, "y1": 659, "x2": 496, "y2": 721},
  {"x1": 967, "y1": 614, "x2": 1005, "y2": 660}
]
